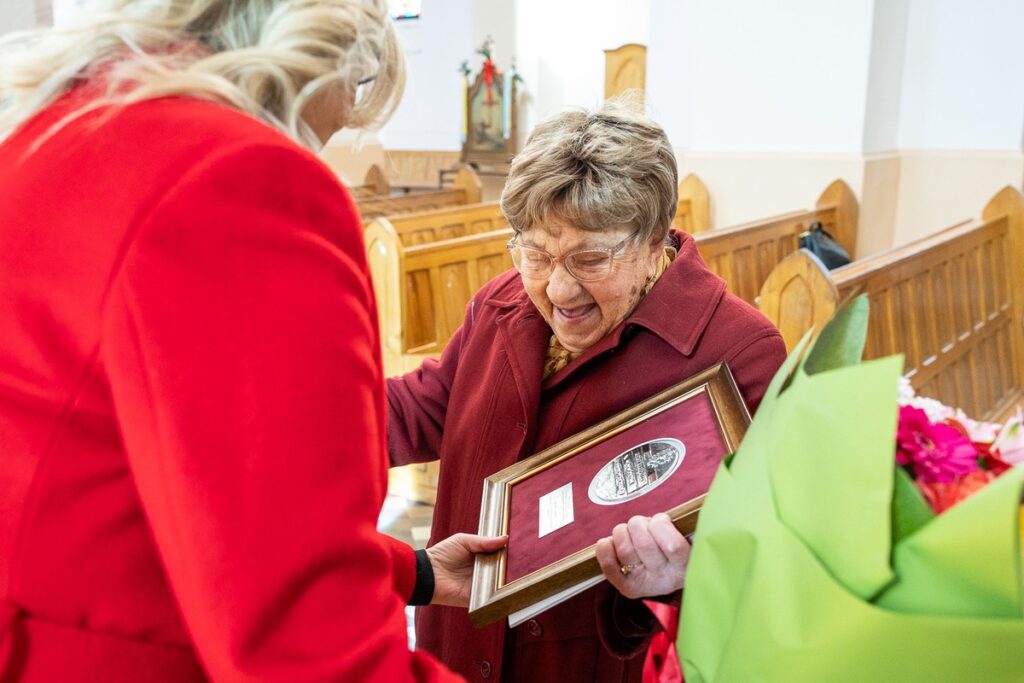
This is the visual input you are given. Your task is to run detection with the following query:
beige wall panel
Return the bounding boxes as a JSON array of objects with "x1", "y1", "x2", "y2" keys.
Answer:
[
  {"x1": 893, "y1": 150, "x2": 1024, "y2": 246},
  {"x1": 676, "y1": 150, "x2": 865, "y2": 237}
]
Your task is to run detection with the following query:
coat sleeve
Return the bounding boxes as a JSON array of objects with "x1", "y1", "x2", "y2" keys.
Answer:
[
  {"x1": 723, "y1": 330, "x2": 788, "y2": 414},
  {"x1": 100, "y1": 142, "x2": 459, "y2": 682},
  {"x1": 384, "y1": 298, "x2": 477, "y2": 467}
]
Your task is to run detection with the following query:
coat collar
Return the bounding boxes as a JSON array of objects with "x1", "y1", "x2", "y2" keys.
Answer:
[
  {"x1": 483, "y1": 231, "x2": 727, "y2": 392},
  {"x1": 621, "y1": 230, "x2": 727, "y2": 357}
]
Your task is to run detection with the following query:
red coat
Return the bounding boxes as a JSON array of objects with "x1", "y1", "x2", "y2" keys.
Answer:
[
  {"x1": 0, "y1": 89, "x2": 459, "y2": 681},
  {"x1": 387, "y1": 233, "x2": 787, "y2": 682}
]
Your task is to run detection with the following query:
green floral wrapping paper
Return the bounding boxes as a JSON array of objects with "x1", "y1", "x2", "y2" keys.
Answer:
[{"x1": 678, "y1": 296, "x2": 1024, "y2": 682}]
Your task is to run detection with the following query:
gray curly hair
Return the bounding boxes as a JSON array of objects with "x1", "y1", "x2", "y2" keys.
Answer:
[{"x1": 500, "y1": 95, "x2": 678, "y2": 245}]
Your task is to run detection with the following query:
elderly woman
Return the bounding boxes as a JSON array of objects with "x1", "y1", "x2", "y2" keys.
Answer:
[
  {"x1": 388, "y1": 101, "x2": 787, "y2": 682},
  {"x1": 0, "y1": 0, "x2": 500, "y2": 680}
]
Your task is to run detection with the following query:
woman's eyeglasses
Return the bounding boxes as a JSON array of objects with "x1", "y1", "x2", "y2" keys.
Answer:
[{"x1": 507, "y1": 233, "x2": 636, "y2": 282}]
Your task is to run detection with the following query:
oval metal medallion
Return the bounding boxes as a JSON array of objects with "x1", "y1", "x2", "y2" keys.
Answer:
[{"x1": 587, "y1": 438, "x2": 685, "y2": 505}]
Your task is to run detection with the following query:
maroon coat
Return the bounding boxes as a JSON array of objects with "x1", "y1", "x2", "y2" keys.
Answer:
[{"x1": 387, "y1": 232, "x2": 787, "y2": 683}]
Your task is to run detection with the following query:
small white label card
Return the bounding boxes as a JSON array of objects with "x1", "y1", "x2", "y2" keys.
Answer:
[{"x1": 537, "y1": 482, "x2": 575, "y2": 538}]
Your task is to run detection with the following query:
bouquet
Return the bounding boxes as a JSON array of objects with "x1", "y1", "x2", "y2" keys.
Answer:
[
  {"x1": 897, "y1": 376, "x2": 1023, "y2": 514},
  {"x1": 677, "y1": 296, "x2": 1024, "y2": 682}
]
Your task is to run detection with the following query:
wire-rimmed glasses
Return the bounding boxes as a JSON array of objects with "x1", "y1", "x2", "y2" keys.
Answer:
[{"x1": 507, "y1": 232, "x2": 637, "y2": 282}]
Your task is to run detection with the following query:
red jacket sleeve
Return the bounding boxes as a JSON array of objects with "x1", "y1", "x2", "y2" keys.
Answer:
[
  {"x1": 100, "y1": 141, "x2": 460, "y2": 682},
  {"x1": 383, "y1": 534, "x2": 417, "y2": 602}
]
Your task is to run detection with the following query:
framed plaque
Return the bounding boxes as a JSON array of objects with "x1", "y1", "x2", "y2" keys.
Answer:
[{"x1": 468, "y1": 362, "x2": 749, "y2": 626}]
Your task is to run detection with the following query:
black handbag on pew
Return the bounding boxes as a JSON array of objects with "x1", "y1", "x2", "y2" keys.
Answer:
[{"x1": 799, "y1": 221, "x2": 851, "y2": 270}]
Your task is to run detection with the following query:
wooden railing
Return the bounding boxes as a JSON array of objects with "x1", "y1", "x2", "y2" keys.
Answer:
[{"x1": 758, "y1": 186, "x2": 1024, "y2": 422}]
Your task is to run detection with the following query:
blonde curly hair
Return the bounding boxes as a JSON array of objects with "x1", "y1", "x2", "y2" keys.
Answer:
[{"x1": 0, "y1": 0, "x2": 404, "y2": 148}]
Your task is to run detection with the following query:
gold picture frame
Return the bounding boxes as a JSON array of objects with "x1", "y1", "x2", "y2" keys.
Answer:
[{"x1": 468, "y1": 362, "x2": 750, "y2": 626}]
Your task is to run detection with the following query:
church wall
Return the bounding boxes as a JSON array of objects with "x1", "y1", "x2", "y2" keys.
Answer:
[
  {"x1": 376, "y1": 0, "x2": 472, "y2": 151},
  {"x1": 893, "y1": 150, "x2": 1024, "y2": 244},
  {"x1": 652, "y1": 0, "x2": 877, "y2": 247},
  {"x1": 658, "y1": 0, "x2": 875, "y2": 154},
  {"x1": 652, "y1": 0, "x2": 1023, "y2": 253},
  {"x1": 890, "y1": 0, "x2": 1024, "y2": 245},
  {"x1": 674, "y1": 150, "x2": 866, "y2": 237},
  {"x1": 514, "y1": 0, "x2": 649, "y2": 136}
]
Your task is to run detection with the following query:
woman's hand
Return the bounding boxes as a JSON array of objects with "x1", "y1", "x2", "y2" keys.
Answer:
[
  {"x1": 595, "y1": 513, "x2": 690, "y2": 599},
  {"x1": 426, "y1": 533, "x2": 508, "y2": 607}
]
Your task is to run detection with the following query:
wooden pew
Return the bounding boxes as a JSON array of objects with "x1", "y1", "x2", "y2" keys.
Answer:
[
  {"x1": 758, "y1": 186, "x2": 1024, "y2": 422},
  {"x1": 348, "y1": 164, "x2": 389, "y2": 200},
  {"x1": 372, "y1": 198, "x2": 504, "y2": 247},
  {"x1": 366, "y1": 221, "x2": 512, "y2": 505},
  {"x1": 673, "y1": 173, "x2": 712, "y2": 233},
  {"x1": 693, "y1": 179, "x2": 858, "y2": 305},
  {"x1": 357, "y1": 166, "x2": 482, "y2": 220},
  {"x1": 364, "y1": 218, "x2": 513, "y2": 377}
]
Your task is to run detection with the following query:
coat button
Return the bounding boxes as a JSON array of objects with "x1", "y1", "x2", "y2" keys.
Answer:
[
  {"x1": 526, "y1": 618, "x2": 543, "y2": 637},
  {"x1": 477, "y1": 660, "x2": 492, "y2": 679}
]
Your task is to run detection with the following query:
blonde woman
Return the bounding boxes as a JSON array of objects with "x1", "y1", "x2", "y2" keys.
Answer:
[{"x1": 0, "y1": 1, "x2": 502, "y2": 680}]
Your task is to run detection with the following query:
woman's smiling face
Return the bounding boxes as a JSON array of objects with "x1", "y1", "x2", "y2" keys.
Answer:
[{"x1": 518, "y1": 216, "x2": 661, "y2": 353}]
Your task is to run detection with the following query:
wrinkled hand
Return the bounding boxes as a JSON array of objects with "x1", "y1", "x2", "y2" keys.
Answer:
[
  {"x1": 426, "y1": 533, "x2": 508, "y2": 607},
  {"x1": 595, "y1": 513, "x2": 690, "y2": 599}
]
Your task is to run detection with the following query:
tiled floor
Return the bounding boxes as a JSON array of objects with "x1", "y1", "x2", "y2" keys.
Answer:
[{"x1": 378, "y1": 494, "x2": 435, "y2": 550}]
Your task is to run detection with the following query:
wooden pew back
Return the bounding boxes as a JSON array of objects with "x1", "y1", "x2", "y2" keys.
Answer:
[
  {"x1": 673, "y1": 173, "x2": 712, "y2": 233},
  {"x1": 348, "y1": 164, "x2": 389, "y2": 200},
  {"x1": 694, "y1": 179, "x2": 858, "y2": 304},
  {"x1": 365, "y1": 219, "x2": 513, "y2": 373},
  {"x1": 357, "y1": 167, "x2": 482, "y2": 220},
  {"x1": 758, "y1": 186, "x2": 1024, "y2": 422},
  {"x1": 383, "y1": 200, "x2": 507, "y2": 247}
]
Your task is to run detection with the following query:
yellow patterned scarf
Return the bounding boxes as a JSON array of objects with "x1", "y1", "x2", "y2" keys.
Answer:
[{"x1": 542, "y1": 246, "x2": 676, "y2": 379}]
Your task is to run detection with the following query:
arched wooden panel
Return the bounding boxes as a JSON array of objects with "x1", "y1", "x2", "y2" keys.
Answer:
[
  {"x1": 674, "y1": 173, "x2": 712, "y2": 233},
  {"x1": 757, "y1": 249, "x2": 838, "y2": 353},
  {"x1": 604, "y1": 43, "x2": 647, "y2": 100}
]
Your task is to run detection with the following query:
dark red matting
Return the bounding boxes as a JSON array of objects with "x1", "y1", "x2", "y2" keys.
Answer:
[{"x1": 504, "y1": 391, "x2": 727, "y2": 583}]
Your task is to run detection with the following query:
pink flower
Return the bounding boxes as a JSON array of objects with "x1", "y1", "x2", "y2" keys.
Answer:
[{"x1": 896, "y1": 405, "x2": 980, "y2": 484}]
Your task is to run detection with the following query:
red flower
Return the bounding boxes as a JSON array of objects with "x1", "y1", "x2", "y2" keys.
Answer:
[
  {"x1": 917, "y1": 470, "x2": 996, "y2": 514},
  {"x1": 896, "y1": 406, "x2": 979, "y2": 484}
]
